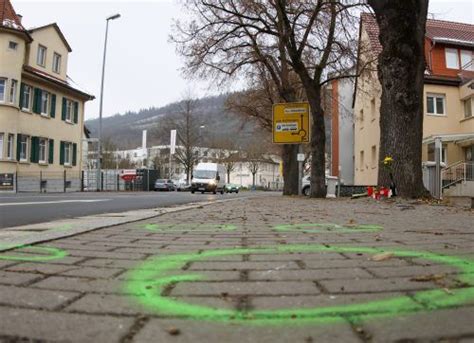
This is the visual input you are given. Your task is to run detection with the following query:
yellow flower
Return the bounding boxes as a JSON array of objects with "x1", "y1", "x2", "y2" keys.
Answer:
[{"x1": 383, "y1": 156, "x2": 393, "y2": 165}]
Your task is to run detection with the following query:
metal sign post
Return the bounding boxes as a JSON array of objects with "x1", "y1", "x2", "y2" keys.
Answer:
[{"x1": 297, "y1": 150, "x2": 305, "y2": 196}]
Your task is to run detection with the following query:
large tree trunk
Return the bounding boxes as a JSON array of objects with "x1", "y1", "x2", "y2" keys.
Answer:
[
  {"x1": 308, "y1": 90, "x2": 327, "y2": 198},
  {"x1": 368, "y1": 0, "x2": 429, "y2": 198},
  {"x1": 282, "y1": 144, "x2": 299, "y2": 195}
]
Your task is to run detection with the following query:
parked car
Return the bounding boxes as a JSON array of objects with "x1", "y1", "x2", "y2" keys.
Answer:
[
  {"x1": 224, "y1": 183, "x2": 240, "y2": 193},
  {"x1": 302, "y1": 175, "x2": 330, "y2": 196},
  {"x1": 175, "y1": 179, "x2": 191, "y2": 192},
  {"x1": 154, "y1": 179, "x2": 175, "y2": 191}
]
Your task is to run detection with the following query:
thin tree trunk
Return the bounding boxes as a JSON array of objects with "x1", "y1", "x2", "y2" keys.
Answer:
[{"x1": 368, "y1": 0, "x2": 429, "y2": 198}]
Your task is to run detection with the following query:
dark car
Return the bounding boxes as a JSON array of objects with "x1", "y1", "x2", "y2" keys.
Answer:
[
  {"x1": 154, "y1": 179, "x2": 175, "y2": 191},
  {"x1": 224, "y1": 183, "x2": 240, "y2": 193}
]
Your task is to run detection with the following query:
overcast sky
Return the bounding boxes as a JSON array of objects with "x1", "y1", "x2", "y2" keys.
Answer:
[{"x1": 13, "y1": 0, "x2": 474, "y2": 121}]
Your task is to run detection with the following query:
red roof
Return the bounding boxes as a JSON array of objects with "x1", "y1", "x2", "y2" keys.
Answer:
[
  {"x1": 0, "y1": 0, "x2": 25, "y2": 31},
  {"x1": 361, "y1": 13, "x2": 474, "y2": 54}
]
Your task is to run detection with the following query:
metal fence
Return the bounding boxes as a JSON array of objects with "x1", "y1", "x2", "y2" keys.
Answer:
[
  {"x1": 12, "y1": 170, "x2": 81, "y2": 193},
  {"x1": 1, "y1": 169, "x2": 161, "y2": 193}
]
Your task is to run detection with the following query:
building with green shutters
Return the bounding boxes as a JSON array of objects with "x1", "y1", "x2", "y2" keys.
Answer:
[{"x1": 0, "y1": 0, "x2": 94, "y2": 191}]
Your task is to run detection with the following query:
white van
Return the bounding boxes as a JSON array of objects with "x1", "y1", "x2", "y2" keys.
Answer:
[{"x1": 191, "y1": 163, "x2": 226, "y2": 194}]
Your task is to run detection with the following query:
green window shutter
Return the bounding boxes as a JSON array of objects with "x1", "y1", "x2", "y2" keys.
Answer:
[
  {"x1": 72, "y1": 143, "x2": 77, "y2": 166},
  {"x1": 73, "y1": 102, "x2": 79, "y2": 123},
  {"x1": 61, "y1": 97, "x2": 67, "y2": 121},
  {"x1": 59, "y1": 141, "x2": 65, "y2": 165},
  {"x1": 48, "y1": 139, "x2": 54, "y2": 164},
  {"x1": 19, "y1": 83, "x2": 25, "y2": 108},
  {"x1": 33, "y1": 88, "x2": 42, "y2": 114},
  {"x1": 50, "y1": 94, "x2": 56, "y2": 118},
  {"x1": 16, "y1": 134, "x2": 22, "y2": 161},
  {"x1": 30, "y1": 136, "x2": 39, "y2": 163}
]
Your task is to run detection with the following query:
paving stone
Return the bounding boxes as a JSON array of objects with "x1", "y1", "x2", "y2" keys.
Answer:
[
  {"x1": 249, "y1": 252, "x2": 347, "y2": 261},
  {"x1": 248, "y1": 268, "x2": 373, "y2": 281},
  {"x1": 31, "y1": 276, "x2": 127, "y2": 294},
  {"x1": 0, "y1": 306, "x2": 133, "y2": 342},
  {"x1": 251, "y1": 292, "x2": 405, "y2": 310},
  {"x1": 0, "y1": 284, "x2": 79, "y2": 310},
  {"x1": 189, "y1": 261, "x2": 300, "y2": 271},
  {"x1": 61, "y1": 266, "x2": 125, "y2": 279},
  {"x1": 5, "y1": 262, "x2": 74, "y2": 275},
  {"x1": 133, "y1": 318, "x2": 360, "y2": 343},
  {"x1": 0, "y1": 271, "x2": 42, "y2": 286},
  {"x1": 171, "y1": 281, "x2": 320, "y2": 296},
  {"x1": 364, "y1": 307, "x2": 474, "y2": 342},
  {"x1": 320, "y1": 277, "x2": 437, "y2": 293}
]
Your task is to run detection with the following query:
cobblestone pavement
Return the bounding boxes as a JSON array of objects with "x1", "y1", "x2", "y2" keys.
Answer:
[{"x1": 0, "y1": 196, "x2": 473, "y2": 343}]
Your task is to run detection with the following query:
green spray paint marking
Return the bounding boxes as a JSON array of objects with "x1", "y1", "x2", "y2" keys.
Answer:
[
  {"x1": 124, "y1": 244, "x2": 474, "y2": 325},
  {"x1": 141, "y1": 223, "x2": 237, "y2": 232},
  {"x1": 0, "y1": 244, "x2": 68, "y2": 262},
  {"x1": 273, "y1": 223, "x2": 383, "y2": 233}
]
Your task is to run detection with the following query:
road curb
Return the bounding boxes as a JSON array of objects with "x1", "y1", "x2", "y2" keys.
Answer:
[{"x1": 0, "y1": 197, "x2": 249, "y2": 252}]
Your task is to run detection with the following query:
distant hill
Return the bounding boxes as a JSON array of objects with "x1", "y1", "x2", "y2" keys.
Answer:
[{"x1": 85, "y1": 94, "x2": 261, "y2": 150}]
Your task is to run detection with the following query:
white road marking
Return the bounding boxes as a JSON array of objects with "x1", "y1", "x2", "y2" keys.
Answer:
[{"x1": 0, "y1": 199, "x2": 111, "y2": 207}]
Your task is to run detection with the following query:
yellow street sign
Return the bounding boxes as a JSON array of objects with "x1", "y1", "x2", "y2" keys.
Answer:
[{"x1": 272, "y1": 102, "x2": 310, "y2": 144}]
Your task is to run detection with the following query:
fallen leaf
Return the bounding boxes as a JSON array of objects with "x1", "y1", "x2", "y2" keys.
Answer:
[
  {"x1": 410, "y1": 274, "x2": 445, "y2": 282},
  {"x1": 370, "y1": 252, "x2": 394, "y2": 262},
  {"x1": 166, "y1": 327, "x2": 181, "y2": 336}
]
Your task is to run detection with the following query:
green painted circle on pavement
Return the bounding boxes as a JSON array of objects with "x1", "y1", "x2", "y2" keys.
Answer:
[
  {"x1": 273, "y1": 223, "x2": 383, "y2": 233},
  {"x1": 141, "y1": 223, "x2": 237, "y2": 232},
  {"x1": 125, "y1": 244, "x2": 474, "y2": 325},
  {"x1": 0, "y1": 244, "x2": 68, "y2": 262}
]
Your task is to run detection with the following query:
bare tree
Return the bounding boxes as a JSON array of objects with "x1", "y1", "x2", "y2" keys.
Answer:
[
  {"x1": 367, "y1": 0, "x2": 429, "y2": 197},
  {"x1": 172, "y1": 0, "x2": 363, "y2": 197},
  {"x1": 156, "y1": 96, "x2": 202, "y2": 182},
  {"x1": 101, "y1": 137, "x2": 118, "y2": 169},
  {"x1": 209, "y1": 137, "x2": 242, "y2": 183},
  {"x1": 171, "y1": 1, "x2": 305, "y2": 195}
]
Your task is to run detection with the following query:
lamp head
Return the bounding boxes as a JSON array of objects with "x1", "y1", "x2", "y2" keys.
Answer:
[{"x1": 107, "y1": 14, "x2": 121, "y2": 21}]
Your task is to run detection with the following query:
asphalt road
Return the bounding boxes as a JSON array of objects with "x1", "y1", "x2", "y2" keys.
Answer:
[{"x1": 0, "y1": 191, "x2": 261, "y2": 229}]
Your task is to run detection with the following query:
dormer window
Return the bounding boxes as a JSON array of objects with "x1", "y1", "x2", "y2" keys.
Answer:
[
  {"x1": 53, "y1": 53, "x2": 61, "y2": 73},
  {"x1": 8, "y1": 41, "x2": 18, "y2": 50},
  {"x1": 445, "y1": 48, "x2": 459, "y2": 69},
  {"x1": 37, "y1": 45, "x2": 47, "y2": 67}
]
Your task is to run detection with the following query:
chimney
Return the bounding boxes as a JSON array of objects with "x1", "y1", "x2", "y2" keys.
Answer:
[{"x1": 17, "y1": 14, "x2": 22, "y2": 23}]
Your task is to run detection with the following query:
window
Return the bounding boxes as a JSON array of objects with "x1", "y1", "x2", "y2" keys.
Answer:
[
  {"x1": 19, "y1": 135, "x2": 28, "y2": 161},
  {"x1": 0, "y1": 79, "x2": 5, "y2": 102},
  {"x1": 21, "y1": 84, "x2": 32, "y2": 111},
  {"x1": 359, "y1": 150, "x2": 365, "y2": 170},
  {"x1": 9, "y1": 79, "x2": 17, "y2": 104},
  {"x1": 426, "y1": 93, "x2": 446, "y2": 115},
  {"x1": 461, "y1": 50, "x2": 473, "y2": 71},
  {"x1": 37, "y1": 45, "x2": 47, "y2": 67},
  {"x1": 41, "y1": 91, "x2": 50, "y2": 115},
  {"x1": 52, "y1": 53, "x2": 61, "y2": 73},
  {"x1": 464, "y1": 98, "x2": 473, "y2": 118},
  {"x1": 445, "y1": 48, "x2": 459, "y2": 69},
  {"x1": 65, "y1": 99, "x2": 73, "y2": 122},
  {"x1": 359, "y1": 108, "x2": 364, "y2": 123},
  {"x1": 8, "y1": 41, "x2": 18, "y2": 50},
  {"x1": 7, "y1": 134, "x2": 14, "y2": 159},
  {"x1": 64, "y1": 142, "x2": 72, "y2": 165},
  {"x1": 370, "y1": 98, "x2": 376, "y2": 120},
  {"x1": 0, "y1": 133, "x2": 3, "y2": 159},
  {"x1": 371, "y1": 145, "x2": 377, "y2": 168},
  {"x1": 428, "y1": 143, "x2": 448, "y2": 164},
  {"x1": 39, "y1": 138, "x2": 47, "y2": 163}
]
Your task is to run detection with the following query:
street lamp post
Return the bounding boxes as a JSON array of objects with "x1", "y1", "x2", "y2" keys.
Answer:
[{"x1": 97, "y1": 13, "x2": 120, "y2": 191}]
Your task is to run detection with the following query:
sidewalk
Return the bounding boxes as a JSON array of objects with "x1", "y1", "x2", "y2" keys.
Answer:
[{"x1": 0, "y1": 195, "x2": 473, "y2": 343}]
